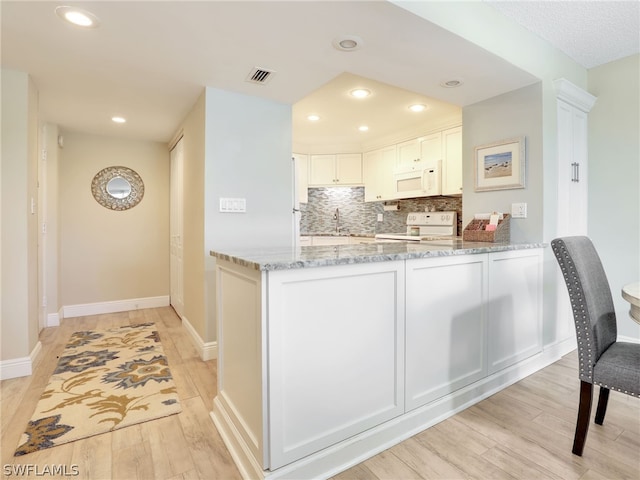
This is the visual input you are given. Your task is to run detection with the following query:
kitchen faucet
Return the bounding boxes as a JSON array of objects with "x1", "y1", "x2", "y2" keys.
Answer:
[{"x1": 333, "y1": 208, "x2": 340, "y2": 234}]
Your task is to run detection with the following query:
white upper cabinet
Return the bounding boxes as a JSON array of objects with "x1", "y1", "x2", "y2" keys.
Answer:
[
  {"x1": 396, "y1": 138, "x2": 422, "y2": 171},
  {"x1": 305, "y1": 125, "x2": 462, "y2": 198},
  {"x1": 309, "y1": 154, "x2": 335, "y2": 185},
  {"x1": 419, "y1": 132, "x2": 443, "y2": 164},
  {"x1": 396, "y1": 132, "x2": 442, "y2": 172},
  {"x1": 336, "y1": 153, "x2": 363, "y2": 184},
  {"x1": 363, "y1": 145, "x2": 397, "y2": 202},
  {"x1": 442, "y1": 126, "x2": 462, "y2": 195},
  {"x1": 309, "y1": 153, "x2": 363, "y2": 186}
]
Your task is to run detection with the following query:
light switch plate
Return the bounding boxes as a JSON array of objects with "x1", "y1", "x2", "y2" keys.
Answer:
[
  {"x1": 377, "y1": 213, "x2": 383, "y2": 222},
  {"x1": 219, "y1": 197, "x2": 247, "y2": 213},
  {"x1": 511, "y1": 202, "x2": 527, "y2": 218}
]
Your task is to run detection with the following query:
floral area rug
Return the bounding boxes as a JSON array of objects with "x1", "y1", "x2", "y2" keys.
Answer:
[{"x1": 15, "y1": 322, "x2": 181, "y2": 456}]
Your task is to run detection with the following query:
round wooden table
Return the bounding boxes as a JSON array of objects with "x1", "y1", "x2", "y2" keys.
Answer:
[{"x1": 621, "y1": 282, "x2": 640, "y2": 325}]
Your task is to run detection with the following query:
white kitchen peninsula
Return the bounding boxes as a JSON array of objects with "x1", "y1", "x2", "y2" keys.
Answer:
[{"x1": 210, "y1": 241, "x2": 546, "y2": 480}]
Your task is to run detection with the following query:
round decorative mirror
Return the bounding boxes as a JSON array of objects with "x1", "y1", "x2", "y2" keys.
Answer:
[
  {"x1": 106, "y1": 176, "x2": 132, "y2": 199},
  {"x1": 91, "y1": 166, "x2": 144, "y2": 210}
]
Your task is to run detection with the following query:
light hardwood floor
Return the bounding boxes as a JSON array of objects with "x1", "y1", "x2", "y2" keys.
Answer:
[{"x1": 2, "y1": 307, "x2": 639, "y2": 479}]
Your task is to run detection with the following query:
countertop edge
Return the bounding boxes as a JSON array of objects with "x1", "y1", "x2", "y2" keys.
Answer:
[{"x1": 210, "y1": 242, "x2": 547, "y2": 272}]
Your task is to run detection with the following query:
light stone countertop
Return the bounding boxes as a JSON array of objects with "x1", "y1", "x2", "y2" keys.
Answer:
[
  {"x1": 300, "y1": 233, "x2": 374, "y2": 237},
  {"x1": 210, "y1": 240, "x2": 546, "y2": 271}
]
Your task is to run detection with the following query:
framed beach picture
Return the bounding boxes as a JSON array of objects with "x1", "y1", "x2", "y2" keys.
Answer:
[{"x1": 474, "y1": 137, "x2": 526, "y2": 192}]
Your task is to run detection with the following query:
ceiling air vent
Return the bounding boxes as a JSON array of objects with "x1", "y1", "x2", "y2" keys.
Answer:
[{"x1": 246, "y1": 67, "x2": 275, "y2": 85}]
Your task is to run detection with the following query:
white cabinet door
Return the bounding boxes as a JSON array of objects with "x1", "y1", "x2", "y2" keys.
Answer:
[
  {"x1": 309, "y1": 153, "x2": 362, "y2": 185},
  {"x1": 555, "y1": 101, "x2": 587, "y2": 342},
  {"x1": 405, "y1": 255, "x2": 487, "y2": 411},
  {"x1": 267, "y1": 261, "x2": 405, "y2": 469},
  {"x1": 379, "y1": 146, "x2": 397, "y2": 200},
  {"x1": 554, "y1": 82, "x2": 596, "y2": 345},
  {"x1": 363, "y1": 146, "x2": 395, "y2": 202},
  {"x1": 396, "y1": 138, "x2": 421, "y2": 171},
  {"x1": 557, "y1": 102, "x2": 589, "y2": 236},
  {"x1": 363, "y1": 149, "x2": 383, "y2": 201},
  {"x1": 442, "y1": 126, "x2": 462, "y2": 195},
  {"x1": 170, "y1": 138, "x2": 184, "y2": 317},
  {"x1": 487, "y1": 249, "x2": 543, "y2": 374},
  {"x1": 397, "y1": 133, "x2": 442, "y2": 172},
  {"x1": 336, "y1": 153, "x2": 362, "y2": 184},
  {"x1": 420, "y1": 132, "x2": 442, "y2": 164},
  {"x1": 309, "y1": 154, "x2": 336, "y2": 185}
]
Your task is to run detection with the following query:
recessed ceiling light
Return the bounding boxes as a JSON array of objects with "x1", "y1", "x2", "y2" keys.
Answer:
[
  {"x1": 350, "y1": 88, "x2": 371, "y2": 99},
  {"x1": 111, "y1": 116, "x2": 126, "y2": 124},
  {"x1": 409, "y1": 104, "x2": 427, "y2": 112},
  {"x1": 358, "y1": 125, "x2": 369, "y2": 132},
  {"x1": 332, "y1": 35, "x2": 364, "y2": 52},
  {"x1": 55, "y1": 6, "x2": 100, "y2": 28},
  {"x1": 440, "y1": 79, "x2": 464, "y2": 88},
  {"x1": 307, "y1": 114, "x2": 320, "y2": 121}
]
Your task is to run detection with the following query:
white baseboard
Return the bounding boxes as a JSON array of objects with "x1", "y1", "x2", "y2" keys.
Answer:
[
  {"x1": 63, "y1": 295, "x2": 170, "y2": 318},
  {"x1": 182, "y1": 315, "x2": 218, "y2": 361},
  {"x1": 47, "y1": 310, "x2": 61, "y2": 327},
  {"x1": 619, "y1": 334, "x2": 640, "y2": 344},
  {"x1": 543, "y1": 335, "x2": 577, "y2": 359},
  {"x1": 212, "y1": 398, "x2": 265, "y2": 480},
  {"x1": 210, "y1": 341, "x2": 582, "y2": 480},
  {"x1": 0, "y1": 341, "x2": 42, "y2": 380}
]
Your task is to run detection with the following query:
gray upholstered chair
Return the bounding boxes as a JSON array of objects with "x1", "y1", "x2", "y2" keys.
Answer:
[{"x1": 551, "y1": 236, "x2": 639, "y2": 456}]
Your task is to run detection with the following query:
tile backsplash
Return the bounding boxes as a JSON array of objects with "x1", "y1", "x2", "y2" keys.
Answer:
[{"x1": 300, "y1": 187, "x2": 462, "y2": 236}]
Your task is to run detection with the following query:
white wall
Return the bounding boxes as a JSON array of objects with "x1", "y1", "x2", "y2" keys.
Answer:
[
  {"x1": 204, "y1": 87, "x2": 294, "y2": 251},
  {"x1": 462, "y1": 83, "x2": 543, "y2": 243},
  {"x1": 588, "y1": 54, "x2": 640, "y2": 339},
  {"x1": 204, "y1": 87, "x2": 293, "y2": 342}
]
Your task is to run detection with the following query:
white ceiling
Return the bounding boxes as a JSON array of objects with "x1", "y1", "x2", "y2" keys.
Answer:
[
  {"x1": 485, "y1": 0, "x2": 640, "y2": 69},
  {"x1": 2, "y1": 1, "x2": 637, "y2": 146}
]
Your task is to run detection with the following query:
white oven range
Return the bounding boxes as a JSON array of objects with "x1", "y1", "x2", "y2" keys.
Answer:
[{"x1": 375, "y1": 211, "x2": 458, "y2": 243}]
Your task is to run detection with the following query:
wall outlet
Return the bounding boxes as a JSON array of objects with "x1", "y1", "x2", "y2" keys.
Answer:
[
  {"x1": 511, "y1": 202, "x2": 527, "y2": 218},
  {"x1": 377, "y1": 213, "x2": 383, "y2": 222}
]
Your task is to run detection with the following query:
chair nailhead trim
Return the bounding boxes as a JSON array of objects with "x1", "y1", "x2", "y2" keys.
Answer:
[
  {"x1": 552, "y1": 241, "x2": 595, "y2": 381},
  {"x1": 553, "y1": 239, "x2": 638, "y2": 398},
  {"x1": 595, "y1": 382, "x2": 638, "y2": 397}
]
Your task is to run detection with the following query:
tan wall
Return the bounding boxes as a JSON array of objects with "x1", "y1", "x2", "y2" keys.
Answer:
[
  {"x1": 588, "y1": 54, "x2": 640, "y2": 339},
  {"x1": 1, "y1": 70, "x2": 39, "y2": 361},
  {"x1": 59, "y1": 132, "x2": 170, "y2": 306},
  {"x1": 179, "y1": 91, "x2": 206, "y2": 339},
  {"x1": 27, "y1": 75, "x2": 39, "y2": 348}
]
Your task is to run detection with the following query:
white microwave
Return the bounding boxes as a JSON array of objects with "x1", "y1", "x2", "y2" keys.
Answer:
[{"x1": 393, "y1": 160, "x2": 441, "y2": 198}]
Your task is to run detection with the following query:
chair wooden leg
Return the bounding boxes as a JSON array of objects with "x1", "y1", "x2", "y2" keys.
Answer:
[
  {"x1": 573, "y1": 381, "x2": 593, "y2": 456},
  {"x1": 594, "y1": 386, "x2": 610, "y2": 425}
]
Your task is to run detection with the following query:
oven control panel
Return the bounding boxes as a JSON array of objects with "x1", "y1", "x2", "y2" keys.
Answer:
[{"x1": 406, "y1": 212, "x2": 456, "y2": 226}]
